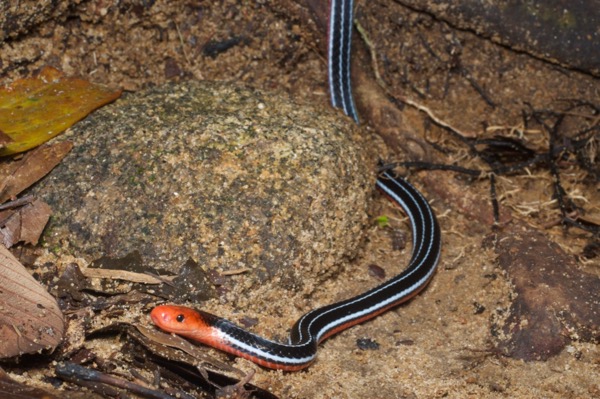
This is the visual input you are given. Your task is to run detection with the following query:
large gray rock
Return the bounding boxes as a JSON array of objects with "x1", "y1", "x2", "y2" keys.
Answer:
[{"x1": 36, "y1": 81, "x2": 373, "y2": 293}]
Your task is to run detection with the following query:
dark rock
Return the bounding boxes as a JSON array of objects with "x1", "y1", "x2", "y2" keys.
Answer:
[
  {"x1": 398, "y1": 0, "x2": 600, "y2": 76},
  {"x1": 492, "y1": 223, "x2": 600, "y2": 360}
]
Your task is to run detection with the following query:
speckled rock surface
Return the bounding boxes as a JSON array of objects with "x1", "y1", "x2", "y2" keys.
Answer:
[{"x1": 35, "y1": 81, "x2": 373, "y2": 293}]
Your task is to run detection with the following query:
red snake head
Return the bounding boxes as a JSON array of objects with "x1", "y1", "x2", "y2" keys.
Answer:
[{"x1": 150, "y1": 304, "x2": 216, "y2": 343}]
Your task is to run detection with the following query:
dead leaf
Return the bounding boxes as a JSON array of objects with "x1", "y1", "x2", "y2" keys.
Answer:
[
  {"x1": 0, "y1": 208, "x2": 19, "y2": 248},
  {"x1": 0, "y1": 141, "x2": 71, "y2": 248},
  {"x1": 86, "y1": 254, "x2": 216, "y2": 301},
  {"x1": 0, "y1": 66, "x2": 121, "y2": 156},
  {"x1": 18, "y1": 199, "x2": 51, "y2": 244},
  {"x1": 0, "y1": 141, "x2": 73, "y2": 203},
  {"x1": 0, "y1": 245, "x2": 64, "y2": 358},
  {"x1": 135, "y1": 325, "x2": 236, "y2": 373},
  {"x1": 0, "y1": 199, "x2": 52, "y2": 247},
  {"x1": 55, "y1": 263, "x2": 88, "y2": 302}
]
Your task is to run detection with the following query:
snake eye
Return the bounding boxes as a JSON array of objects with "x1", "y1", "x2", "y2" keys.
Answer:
[{"x1": 176, "y1": 314, "x2": 185, "y2": 323}]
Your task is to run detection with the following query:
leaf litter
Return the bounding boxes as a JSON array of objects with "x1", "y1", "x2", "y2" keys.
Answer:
[{"x1": 0, "y1": 67, "x2": 121, "y2": 360}]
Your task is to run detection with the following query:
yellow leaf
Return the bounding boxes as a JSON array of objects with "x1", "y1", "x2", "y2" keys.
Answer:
[{"x1": 0, "y1": 66, "x2": 121, "y2": 156}]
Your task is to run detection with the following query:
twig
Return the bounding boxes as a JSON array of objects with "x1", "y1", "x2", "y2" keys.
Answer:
[
  {"x1": 0, "y1": 195, "x2": 34, "y2": 211},
  {"x1": 490, "y1": 174, "x2": 499, "y2": 225},
  {"x1": 175, "y1": 22, "x2": 192, "y2": 66},
  {"x1": 56, "y1": 362, "x2": 181, "y2": 399}
]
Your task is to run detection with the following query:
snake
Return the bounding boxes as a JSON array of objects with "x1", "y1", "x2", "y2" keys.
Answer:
[{"x1": 150, "y1": 0, "x2": 441, "y2": 371}]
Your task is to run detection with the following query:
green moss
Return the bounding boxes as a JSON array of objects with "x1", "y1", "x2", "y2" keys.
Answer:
[{"x1": 375, "y1": 215, "x2": 390, "y2": 228}]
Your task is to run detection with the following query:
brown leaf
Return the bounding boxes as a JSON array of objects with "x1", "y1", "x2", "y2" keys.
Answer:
[
  {"x1": 135, "y1": 325, "x2": 236, "y2": 373},
  {"x1": 0, "y1": 141, "x2": 73, "y2": 203},
  {"x1": 19, "y1": 199, "x2": 52, "y2": 245},
  {"x1": 0, "y1": 245, "x2": 64, "y2": 358},
  {"x1": 0, "y1": 199, "x2": 51, "y2": 247},
  {"x1": 0, "y1": 209, "x2": 19, "y2": 248}
]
